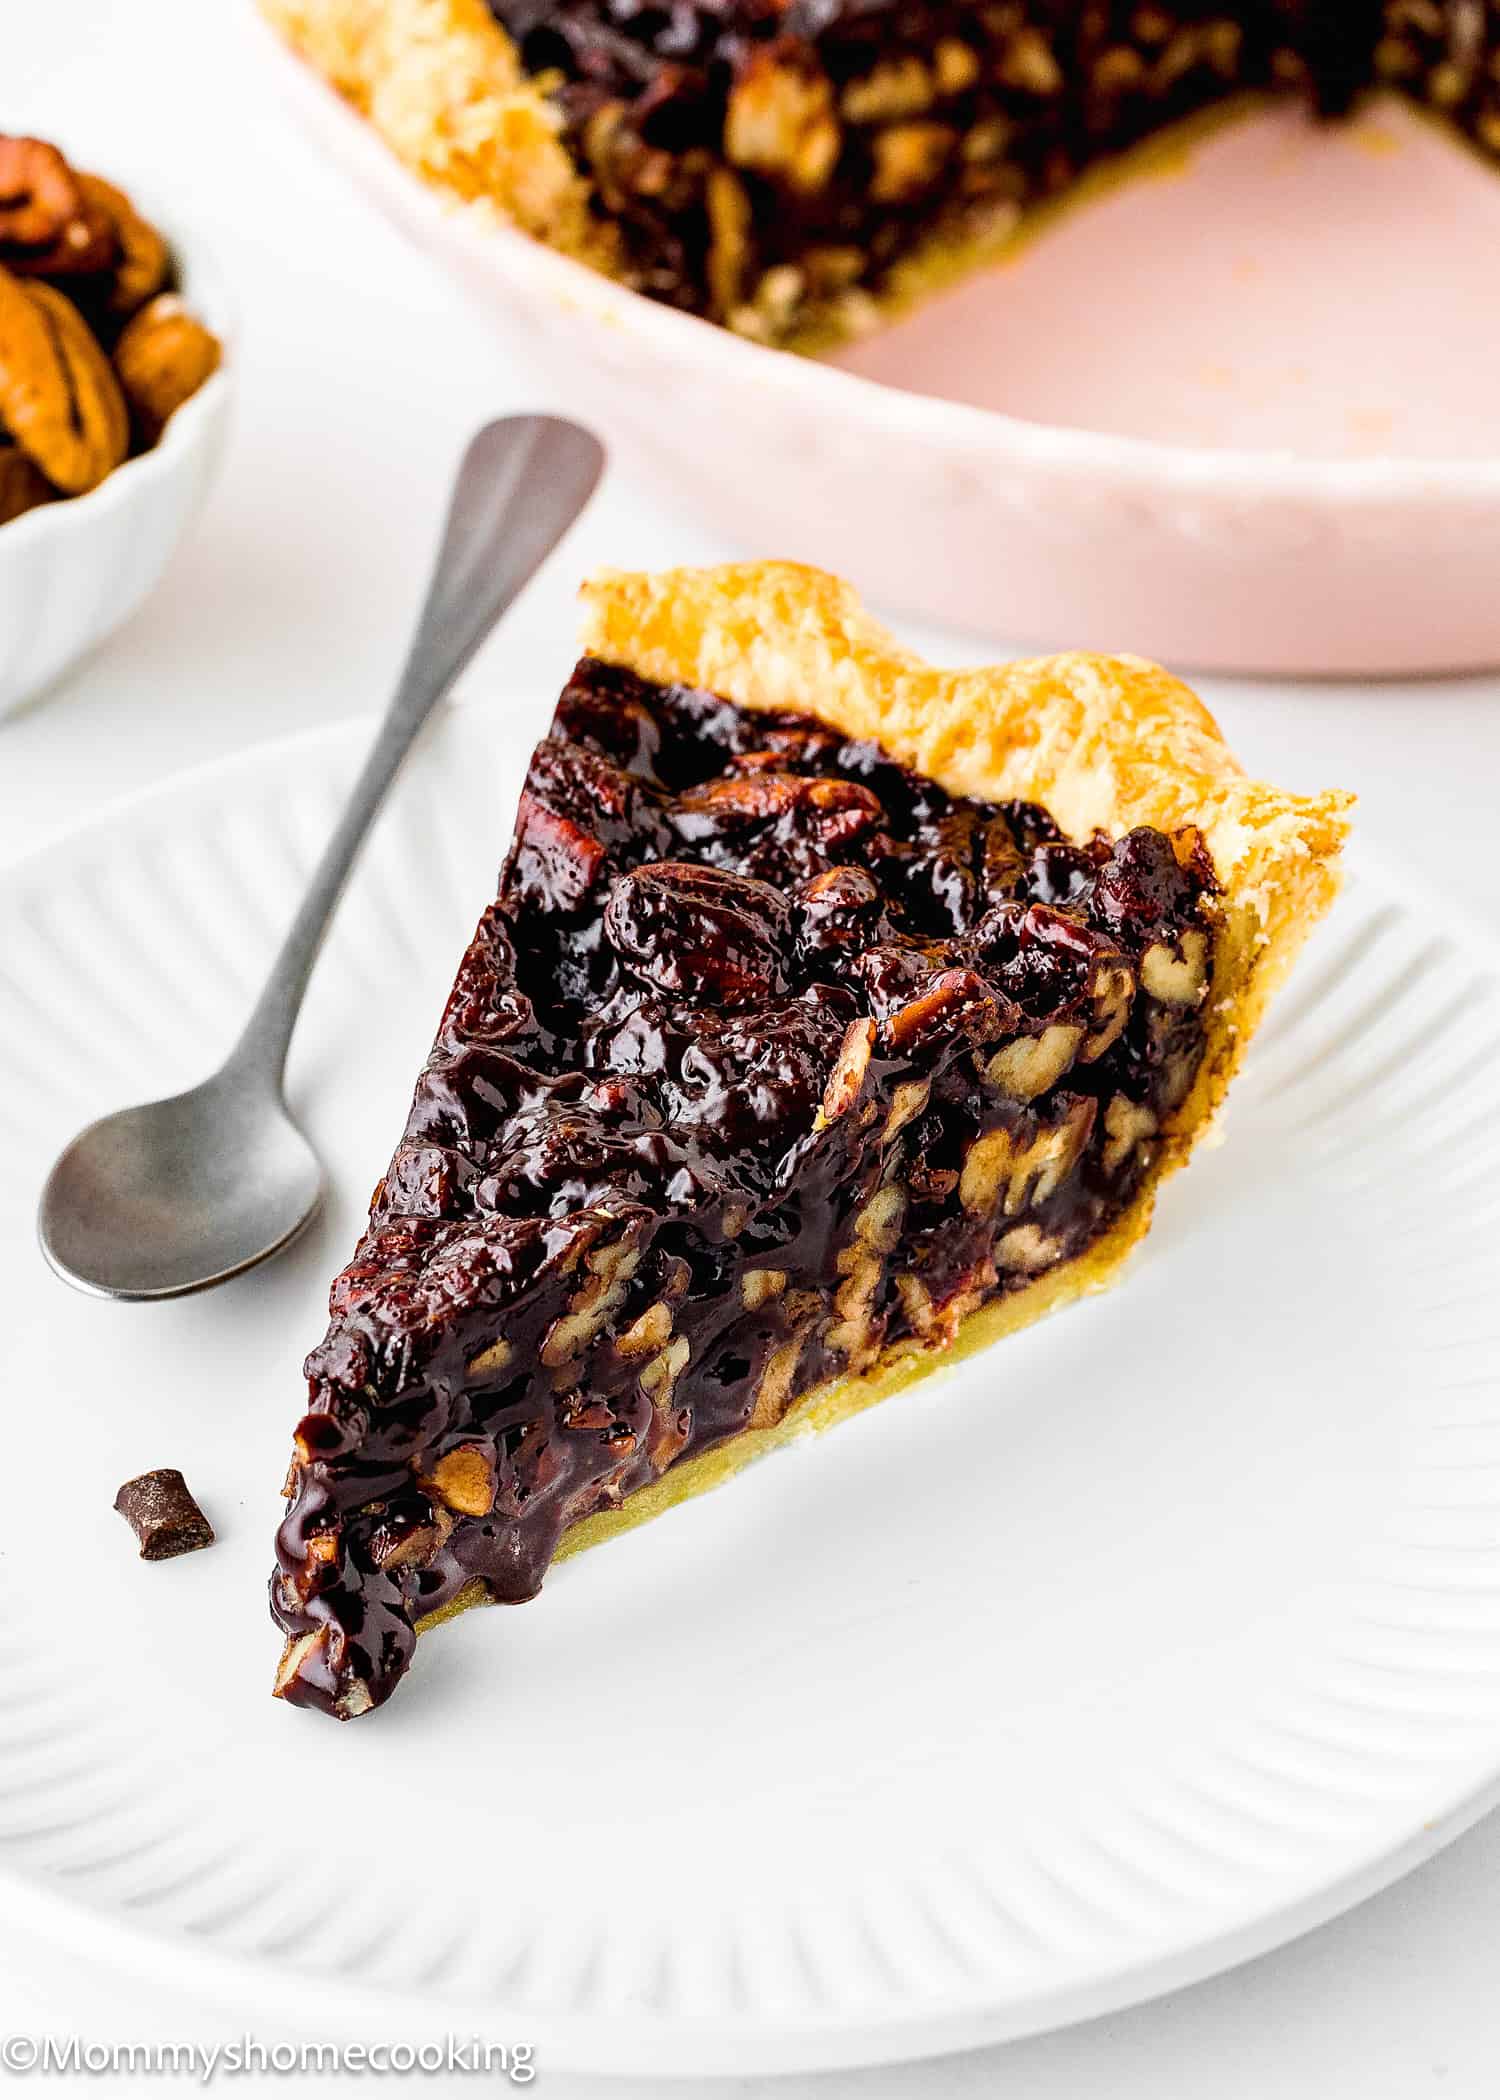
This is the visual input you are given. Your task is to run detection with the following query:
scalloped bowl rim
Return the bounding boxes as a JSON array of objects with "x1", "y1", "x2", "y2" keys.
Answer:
[{"x1": 260, "y1": 12, "x2": 1500, "y2": 508}]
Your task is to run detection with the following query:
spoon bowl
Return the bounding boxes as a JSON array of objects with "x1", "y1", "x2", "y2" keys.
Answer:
[{"x1": 39, "y1": 1073, "x2": 323, "y2": 1300}]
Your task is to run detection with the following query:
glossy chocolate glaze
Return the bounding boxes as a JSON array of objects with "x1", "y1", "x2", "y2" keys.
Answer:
[{"x1": 272, "y1": 662, "x2": 1217, "y2": 1717}]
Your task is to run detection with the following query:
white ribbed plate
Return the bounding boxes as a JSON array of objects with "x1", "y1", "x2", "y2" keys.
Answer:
[{"x1": 2, "y1": 706, "x2": 1499, "y2": 2074}]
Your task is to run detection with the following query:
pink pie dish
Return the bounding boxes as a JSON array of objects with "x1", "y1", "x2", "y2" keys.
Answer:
[{"x1": 252, "y1": 7, "x2": 1500, "y2": 675}]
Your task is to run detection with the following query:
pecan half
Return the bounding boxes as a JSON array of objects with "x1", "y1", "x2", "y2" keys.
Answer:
[
  {"x1": 0, "y1": 136, "x2": 115, "y2": 275},
  {"x1": 0, "y1": 268, "x2": 127, "y2": 493},
  {"x1": 112, "y1": 291, "x2": 220, "y2": 445},
  {"x1": 604, "y1": 860, "x2": 789, "y2": 1006},
  {"x1": 78, "y1": 173, "x2": 169, "y2": 315},
  {"x1": 884, "y1": 966, "x2": 998, "y2": 1053}
]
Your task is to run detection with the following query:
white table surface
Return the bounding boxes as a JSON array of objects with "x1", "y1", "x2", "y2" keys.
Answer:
[{"x1": 5, "y1": 3, "x2": 1500, "y2": 2092}]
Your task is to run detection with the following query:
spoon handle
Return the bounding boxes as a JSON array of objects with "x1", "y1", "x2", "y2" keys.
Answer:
[{"x1": 228, "y1": 415, "x2": 604, "y2": 1087}]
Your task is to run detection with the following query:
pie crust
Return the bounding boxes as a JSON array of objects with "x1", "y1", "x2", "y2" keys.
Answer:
[{"x1": 261, "y1": 0, "x2": 612, "y2": 269}]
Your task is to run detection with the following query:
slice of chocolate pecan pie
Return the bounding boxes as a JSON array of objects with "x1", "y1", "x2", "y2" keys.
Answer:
[
  {"x1": 264, "y1": 0, "x2": 1499, "y2": 347},
  {"x1": 273, "y1": 562, "x2": 1351, "y2": 1717}
]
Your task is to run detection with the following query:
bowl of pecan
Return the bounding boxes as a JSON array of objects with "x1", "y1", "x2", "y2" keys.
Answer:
[{"x1": 0, "y1": 135, "x2": 231, "y2": 720}]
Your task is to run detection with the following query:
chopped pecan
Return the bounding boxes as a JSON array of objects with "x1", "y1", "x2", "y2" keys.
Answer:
[
  {"x1": 828, "y1": 1246, "x2": 882, "y2": 1364},
  {"x1": 841, "y1": 58, "x2": 935, "y2": 123},
  {"x1": 818, "y1": 1017, "x2": 876, "y2": 1124},
  {"x1": 1140, "y1": 927, "x2": 1210, "y2": 1007},
  {"x1": 1080, "y1": 961, "x2": 1135, "y2": 1060},
  {"x1": 871, "y1": 122, "x2": 956, "y2": 203},
  {"x1": 1001, "y1": 26, "x2": 1064, "y2": 94},
  {"x1": 995, "y1": 1223, "x2": 1066, "y2": 1272},
  {"x1": 512, "y1": 789, "x2": 608, "y2": 910},
  {"x1": 960, "y1": 1097, "x2": 1096, "y2": 1217},
  {"x1": 853, "y1": 1181, "x2": 906, "y2": 1252},
  {"x1": 704, "y1": 166, "x2": 751, "y2": 320},
  {"x1": 640, "y1": 1332, "x2": 691, "y2": 1402},
  {"x1": 368, "y1": 1507, "x2": 454, "y2": 1572},
  {"x1": 466, "y1": 1336, "x2": 513, "y2": 1379},
  {"x1": 935, "y1": 39, "x2": 982, "y2": 93},
  {"x1": 882, "y1": 1076, "x2": 930, "y2": 1141},
  {"x1": 748, "y1": 1326, "x2": 810, "y2": 1430},
  {"x1": 417, "y1": 1443, "x2": 499, "y2": 1518},
  {"x1": 741, "y1": 1267, "x2": 788, "y2": 1309},
  {"x1": 885, "y1": 967, "x2": 998, "y2": 1054},
  {"x1": 726, "y1": 48, "x2": 841, "y2": 193},
  {"x1": 616, "y1": 1299, "x2": 674, "y2": 1357},
  {"x1": 540, "y1": 1236, "x2": 641, "y2": 1368},
  {"x1": 1101, "y1": 1095, "x2": 1158, "y2": 1174},
  {"x1": 985, "y1": 1022, "x2": 1083, "y2": 1102}
]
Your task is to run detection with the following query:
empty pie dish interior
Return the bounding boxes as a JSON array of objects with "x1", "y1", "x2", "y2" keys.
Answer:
[{"x1": 271, "y1": 561, "x2": 1352, "y2": 1718}]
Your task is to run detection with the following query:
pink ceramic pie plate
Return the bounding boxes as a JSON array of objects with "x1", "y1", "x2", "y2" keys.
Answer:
[{"x1": 253, "y1": 10, "x2": 1500, "y2": 673}]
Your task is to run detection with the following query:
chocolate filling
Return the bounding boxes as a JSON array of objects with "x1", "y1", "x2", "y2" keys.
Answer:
[
  {"x1": 479, "y1": 0, "x2": 1492, "y2": 338},
  {"x1": 273, "y1": 662, "x2": 1218, "y2": 1717}
]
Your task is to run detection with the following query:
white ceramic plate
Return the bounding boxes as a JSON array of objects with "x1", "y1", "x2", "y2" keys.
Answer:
[
  {"x1": 247, "y1": 5, "x2": 1500, "y2": 675},
  {"x1": 3, "y1": 704, "x2": 1499, "y2": 2075}
]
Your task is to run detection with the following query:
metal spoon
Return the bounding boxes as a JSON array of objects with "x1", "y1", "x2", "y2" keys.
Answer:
[{"x1": 38, "y1": 414, "x2": 604, "y2": 1300}]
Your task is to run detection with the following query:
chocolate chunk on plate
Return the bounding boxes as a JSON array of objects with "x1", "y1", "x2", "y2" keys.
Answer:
[{"x1": 115, "y1": 1468, "x2": 214, "y2": 1560}]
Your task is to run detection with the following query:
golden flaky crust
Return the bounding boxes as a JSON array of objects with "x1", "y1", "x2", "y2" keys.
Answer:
[
  {"x1": 260, "y1": 0, "x2": 616, "y2": 269},
  {"x1": 416, "y1": 564, "x2": 1350, "y2": 1627}
]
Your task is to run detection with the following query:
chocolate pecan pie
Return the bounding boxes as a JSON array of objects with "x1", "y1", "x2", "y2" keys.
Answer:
[
  {"x1": 262, "y1": 0, "x2": 1500, "y2": 346},
  {"x1": 272, "y1": 563, "x2": 1351, "y2": 1717}
]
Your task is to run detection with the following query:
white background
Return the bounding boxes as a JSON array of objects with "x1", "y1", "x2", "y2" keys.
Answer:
[{"x1": 5, "y1": 2, "x2": 1500, "y2": 2092}]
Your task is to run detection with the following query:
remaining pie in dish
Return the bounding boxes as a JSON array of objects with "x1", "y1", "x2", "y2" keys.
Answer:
[
  {"x1": 261, "y1": 0, "x2": 1500, "y2": 347},
  {"x1": 272, "y1": 562, "x2": 1351, "y2": 1717}
]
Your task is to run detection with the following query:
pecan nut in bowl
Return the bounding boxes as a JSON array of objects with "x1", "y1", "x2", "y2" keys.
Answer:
[
  {"x1": 0, "y1": 135, "x2": 116, "y2": 277},
  {"x1": 113, "y1": 292, "x2": 222, "y2": 447},
  {"x1": 0, "y1": 444, "x2": 51, "y2": 525},
  {"x1": 75, "y1": 172, "x2": 170, "y2": 317},
  {"x1": 0, "y1": 267, "x2": 128, "y2": 494}
]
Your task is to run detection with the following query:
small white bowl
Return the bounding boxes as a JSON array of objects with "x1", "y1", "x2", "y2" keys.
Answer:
[{"x1": 0, "y1": 205, "x2": 233, "y2": 723}]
